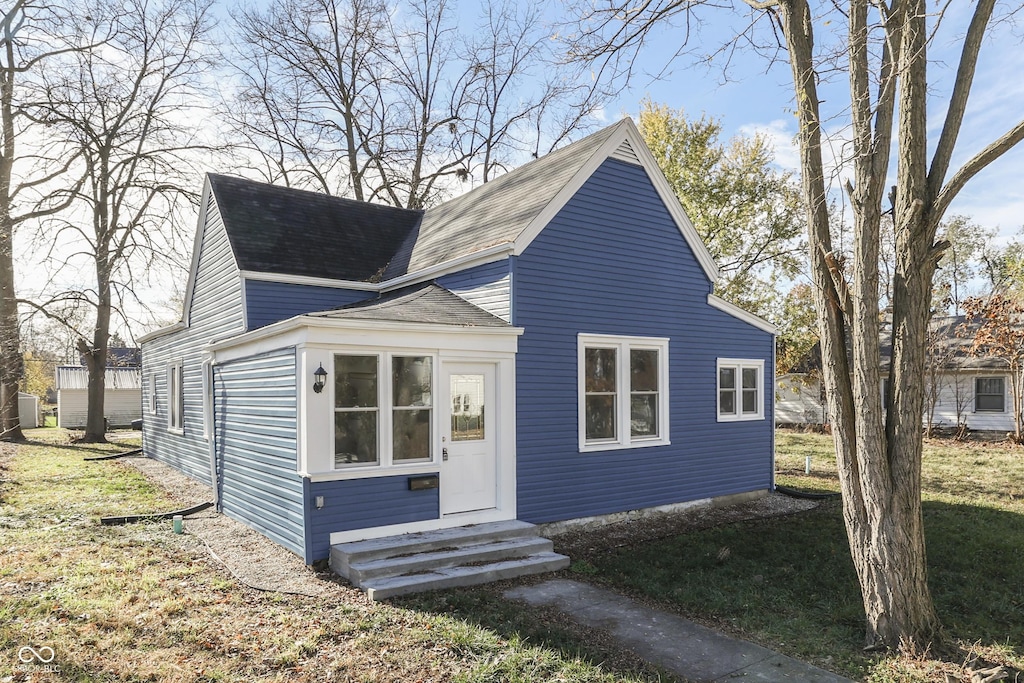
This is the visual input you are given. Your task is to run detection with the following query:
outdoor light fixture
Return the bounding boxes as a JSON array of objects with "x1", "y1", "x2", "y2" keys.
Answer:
[{"x1": 313, "y1": 363, "x2": 328, "y2": 394}]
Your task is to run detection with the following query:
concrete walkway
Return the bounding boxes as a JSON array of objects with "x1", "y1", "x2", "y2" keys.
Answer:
[{"x1": 504, "y1": 579, "x2": 855, "y2": 683}]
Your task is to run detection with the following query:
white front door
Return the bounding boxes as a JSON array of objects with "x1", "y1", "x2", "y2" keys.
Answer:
[{"x1": 441, "y1": 362, "x2": 497, "y2": 515}]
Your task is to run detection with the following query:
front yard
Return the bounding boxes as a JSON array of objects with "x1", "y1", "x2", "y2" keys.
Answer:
[{"x1": 0, "y1": 430, "x2": 667, "y2": 682}]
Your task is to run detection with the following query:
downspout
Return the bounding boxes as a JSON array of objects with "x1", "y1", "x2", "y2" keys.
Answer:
[
  {"x1": 771, "y1": 333, "x2": 777, "y2": 491},
  {"x1": 203, "y1": 355, "x2": 220, "y2": 508}
]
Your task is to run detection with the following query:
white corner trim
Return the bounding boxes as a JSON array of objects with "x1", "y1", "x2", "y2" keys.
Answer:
[{"x1": 708, "y1": 294, "x2": 778, "y2": 335}]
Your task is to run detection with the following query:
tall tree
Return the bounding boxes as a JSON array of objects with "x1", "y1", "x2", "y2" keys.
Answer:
[
  {"x1": 32, "y1": 0, "x2": 214, "y2": 442},
  {"x1": 638, "y1": 100, "x2": 803, "y2": 317},
  {"x1": 0, "y1": 1, "x2": 91, "y2": 440},
  {"x1": 933, "y1": 215, "x2": 990, "y2": 314},
  {"x1": 227, "y1": 0, "x2": 601, "y2": 207},
  {"x1": 565, "y1": 0, "x2": 1024, "y2": 649}
]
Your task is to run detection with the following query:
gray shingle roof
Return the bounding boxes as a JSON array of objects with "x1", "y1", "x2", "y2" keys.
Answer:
[
  {"x1": 382, "y1": 123, "x2": 624, "y2": 278},
  {"x1": 56, "y1": 366, "x2": 142, "y2": 390},
  {"x1": 208, "y1": 174, "x2": 422, "y2": 282},
  {"x1": 307, "y1": 284, "x2": 511, "y2": 328}
]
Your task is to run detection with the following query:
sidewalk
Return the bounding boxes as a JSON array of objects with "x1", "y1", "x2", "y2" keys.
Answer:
[{"x1": 504, "y1": 579, "x2": 855, "y2": 683}]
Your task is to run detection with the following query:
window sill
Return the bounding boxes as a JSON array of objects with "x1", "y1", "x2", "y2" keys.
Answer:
[
  {"x1": 579, "y1": 438, "x2": 670, "y2": 453},
  {"x1": 717, "y1": 414, "x2": 764, "y2": 422},
  {"x1": 167, "y1": 427, "x2": 184, "y2": 435},
  {"x1": 308, "y1": 462, "x2": 441, "y2": 482}
]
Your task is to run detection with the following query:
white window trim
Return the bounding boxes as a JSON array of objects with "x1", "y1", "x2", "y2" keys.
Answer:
[
  {"x1": 201, "y1": 359, "x2": 213, "y2": 440},
  {"x1": 717, "y1": 358, "x2": 765, "y2": 422},
  {"x1": 167, "y1": 361, "x2": 184, "y2": 434},
  {"x1": 577, "y1": 334, "x2": 670, "y2": 453},
  {"x1": 332, "y1": 351, "x2": 437, "y2": 471},
  {"x1": 973, "y1": 375, "x2": 1007, "y2": 413}
]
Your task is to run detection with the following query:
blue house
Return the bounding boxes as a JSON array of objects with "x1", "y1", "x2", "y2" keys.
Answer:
[{"x1": 139, "y1": 118, "x2": 776, "y2": 572}]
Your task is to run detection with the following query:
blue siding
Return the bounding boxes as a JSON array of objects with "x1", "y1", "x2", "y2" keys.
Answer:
[
  {"x1": 245, "y1": 280, "x2": 372, "y2": 329},
  {"x1": 142, "y1": 194, "x2": 245, "y2": 484},
  {"x1": 513, "y1": 158, "x2": 775, "y2": 523},
  {"x1": 215, "y1": 349, "x2": 305, "y2": 556},
  {"x1": 303, "y1": 475, "x2": 440, "y2": 562},
  {"x1": 437, "y1": 260, "x2": 512, "y2": 321}
]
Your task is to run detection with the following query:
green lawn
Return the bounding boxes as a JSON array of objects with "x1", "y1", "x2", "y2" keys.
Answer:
[
  {"x1": 0, "y1": 429, "x2": 669, "y2": 683},
  {"x1": 569, "y1": 430, "x2": 1024, "y2": 682}
]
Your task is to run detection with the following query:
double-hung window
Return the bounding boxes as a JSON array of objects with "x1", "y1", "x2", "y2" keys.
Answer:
[
  {"x1": 578, "y1": 334, "x2": 670, "y2": 452},
  {"x1": 334, "y1": 354, "x2": 433, "y2": 469},
  {"x1": 717, "y1": 358, "x2": 764, "y2": 421},
  {"x1": 974, "y1": 377, "x2": 1005, "y2": 412}
]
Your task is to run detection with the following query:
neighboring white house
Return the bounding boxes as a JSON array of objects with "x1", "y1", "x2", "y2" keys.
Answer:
[
  {"x1": 776, "y1": 315, "x2": 1023, "y2": 432},
  {"x1": 18, "y1": 392, "x2": 39, "y2": 429},
  {"x1": 55, "y1": 366, "x2": 142, "y2": 429}
]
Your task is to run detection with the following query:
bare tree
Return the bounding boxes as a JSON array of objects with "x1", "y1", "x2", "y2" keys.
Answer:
[
  {"x1": 227, "y1": 0, "x2": 602, "y2": 208},
  {"x1": 30, "y1": 0, "x2": 214, "y2": 442},
  {"x1": 0, "y1": 1, "x2": 97, "y2": 440},
  {"x1": 563, "y1": 0, "x2": 1024, "y2": 650}
]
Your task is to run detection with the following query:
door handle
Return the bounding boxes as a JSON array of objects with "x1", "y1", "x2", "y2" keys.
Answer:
[{"x1": 442, "y1": 447, "x2": 448, "y2": 461}]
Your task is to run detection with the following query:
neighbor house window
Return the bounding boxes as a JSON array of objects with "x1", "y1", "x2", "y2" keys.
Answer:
[
  {"x1": 718, "y1": 359, "x2": 764, "y2": 421},
  {"x1": 975, "y1": 377, "x2": 1005, "y2": 412},
  {"x1": 578, "y1": 334, "x2": 670, "y2": 452},
  {"x1": 167, "y1": 362, "x2": 183, "y2": 432}
]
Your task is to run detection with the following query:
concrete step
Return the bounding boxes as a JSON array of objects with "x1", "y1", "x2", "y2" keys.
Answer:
[
  {"x1": 330, "y1": 520, "x2": 538, "y2": 579},
  {"x1": 347, "y1": 536, "x2": 555, "y2": 584},
  {"x1": 362, "y1": 552, "x2": 571, "y2": 601}
]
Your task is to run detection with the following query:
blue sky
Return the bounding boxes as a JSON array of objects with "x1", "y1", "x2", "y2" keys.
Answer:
[{"x1": 588, "y1": 2, "x2": 1024, "y2": 241}]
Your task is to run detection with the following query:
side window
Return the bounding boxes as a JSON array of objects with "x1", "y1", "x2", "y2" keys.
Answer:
[
  {"x1": 717, "y1": 359, "x2": 764, "y2": 421},
  {"x1": 148, "y1": 373, "x2": 157, "y2": 414},
  {"x1": 168, "y1": 362, "x2": 183, "y2": 432}
]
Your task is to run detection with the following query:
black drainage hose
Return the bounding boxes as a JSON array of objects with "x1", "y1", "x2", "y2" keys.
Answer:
[
  {"x1": 84, "y1": 448, "x2": 143, "y2": 461},
  {"x1": 100, "y1": 501, "x2": 214, "y2": 526},
  {"x1": 775, "y1": 484, "x2": 841, "y2": 500}
]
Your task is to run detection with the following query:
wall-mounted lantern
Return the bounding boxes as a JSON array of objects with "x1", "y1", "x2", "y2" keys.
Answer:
[{"x1": 313, "y1": 363, "x2": 328, "y2": 394}]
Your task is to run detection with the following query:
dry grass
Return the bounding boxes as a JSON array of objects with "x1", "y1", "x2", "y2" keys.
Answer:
[{"x1": 0, "y1": 429, "x2": 670, "y2": 683}]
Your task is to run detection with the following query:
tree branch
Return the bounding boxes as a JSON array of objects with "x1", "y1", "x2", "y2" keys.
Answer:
[{"x1": 932, "y1": 119, "x2": 1024, "y2": 221}]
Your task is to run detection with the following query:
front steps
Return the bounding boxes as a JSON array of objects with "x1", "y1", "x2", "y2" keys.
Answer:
[{"x1": 329, "y1": 520, "x2": 570, "y2": 600}]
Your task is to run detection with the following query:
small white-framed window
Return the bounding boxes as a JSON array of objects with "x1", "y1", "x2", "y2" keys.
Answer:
[
  {"x1": 974, "y1": 376, "x2": 1006, "y2": 412},
  {"x1": 392, "y1": 356, "x2": 432, "y2": 463},
  {"x1": 167, "y1": 361, "x2": 184, "y2": 433},
  {"x1": 147, "y1": 373, "x2": 157, "y2": 414},
  {"x1": 334, "y1": 354, "x2": 380, "y2": 467},
  {"x1": 717, "y1": 358, "x2": 765, "y2": 421},
  {"x1": 578, "y1": 334, "x2": 670, "y2": 452}
]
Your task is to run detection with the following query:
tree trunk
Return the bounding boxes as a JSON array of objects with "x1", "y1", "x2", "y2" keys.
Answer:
[{"x1": 779, "y1": 0, "x2": 940, "y2": 650}]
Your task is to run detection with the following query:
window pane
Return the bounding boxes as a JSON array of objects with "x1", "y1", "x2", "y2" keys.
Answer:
[
  {"x1": 631, "y1": 349, "x2": 659, "y2": 392},
  {"x1": 976, "y1": 394, "x2": 1004, "y2": 412},
  {"x1": 719, "y1": 389, "x2": 736, "y2": 415},
  {"x1": 393, "y1": 356, "x2": 432, "y2": 407},
  {"x1": 334, "y1": 411, "x2": 377, "y2": 466},
  {"x1": 719, "y1": 367, "x2": 735, "y2": 389},
  {"x1": 394, "y1": 409, "x2": 431, "y2": 461},
  {"x1": 742, "y1": 388, "x2": 758, "y2": 414},
  {"x1": 630, "y1": 394, "x2": 658, "y2": 437},
  {"x1": 335, "y1": 355, "x2": 377, "y2": 408},
  {"x1": 742, "y1": 368, "x2": 758, "y2": 390},
  {"x1": 585, "y1": 348, "x2": 617, "y2": 392},
  {"x1": 586, "y1": 394, "x2": 616, "y2": 440},
  {"x1": 451, "y1": 374, "x2": 485, "y2": 441},
  {"x1": 976, "y1": 378, "x2": 1003, "y2": 395}
]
